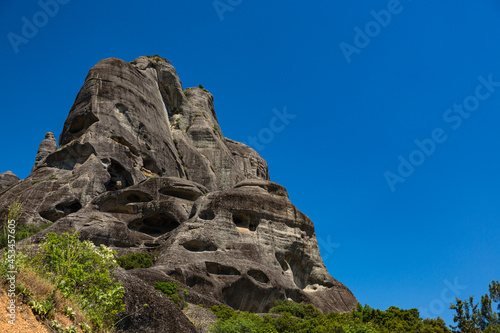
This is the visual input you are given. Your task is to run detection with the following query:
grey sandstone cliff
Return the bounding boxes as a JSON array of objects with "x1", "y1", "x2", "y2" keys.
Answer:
[{"x1": 0, "y1": 56, "x2": 357, "y2": 331}]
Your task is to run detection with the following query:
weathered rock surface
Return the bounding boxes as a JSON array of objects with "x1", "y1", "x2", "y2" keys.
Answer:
[
  {"x1": 0, "y1": 56, "x2": 357, "y2": 331},
  {"x1": 0, "y1": 171, "x2": 19, "y2": 191},
  {"x1": 114, "y1": 268, "x2": 197, "y2": 333}
]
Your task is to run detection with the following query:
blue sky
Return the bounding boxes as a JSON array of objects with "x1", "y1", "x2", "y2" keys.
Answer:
[{"x1": 1, "y1": 0, "x2": 499, "y2": 326}]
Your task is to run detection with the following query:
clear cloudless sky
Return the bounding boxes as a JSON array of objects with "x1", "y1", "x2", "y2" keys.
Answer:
[{"x1": 1, "y1": 0, "x2": 499, "y2": 326}]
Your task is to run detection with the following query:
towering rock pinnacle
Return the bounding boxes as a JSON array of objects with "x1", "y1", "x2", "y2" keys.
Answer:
[
  {"x1": 33, "y1": 132, "x2": 58, "y2": 171},
  {"x1": 0, "y1": 56, "x2": 357, "y2": 332}
]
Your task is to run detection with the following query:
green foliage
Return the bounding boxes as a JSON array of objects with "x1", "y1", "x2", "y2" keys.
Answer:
[
  {"x1": 32, "y1": 231, "x2": 125, "y2": 330},
  {"x1": 50, "y1": 320, "x2": 63, "y2": 330},
  {"x1": 450, "y1": 280, "x2": 500, "y2": 332},
  {"x1": 210, "y1": 305, "x2": 239, "y2": 321},
  {"x1": 80, "y1": 322, "x2": 92, "y2": 333},
  {"x1": 63, "y1": 305, "x2": 76, "y2": 321},
  {"x1": 64, "y1": 326, "x2": 79, "y2": 333},
  {"x1": 199, "y1": 84, "x2": 204, "y2": 89},
  {"x1": 208, "y1": 301, "x2": 451, "y2": 333},
  {"x1": 29, "y1": 299, "x2": 55, "y2": 319},
  {"x1": 154, "y1": 281, "x2": 188, "y2": 310},
  {"x1": 145, "y1": 54, "x2": 171, "y2": 63},
  {"x1": 48, "y1": 174, "x2": 59, "y2": 181},
  {"x1": 485, "y1": 325, "x2": 500, "y2": 333},
  {"x1": 270, "y1": 300, "x2": 322, "y2": 319},
  {"x1": 116, "y1": 252, "x2": 153, "y2": 270},
  {"x1": 0, "y1": 222, "x2": 52, "y2": 248}
]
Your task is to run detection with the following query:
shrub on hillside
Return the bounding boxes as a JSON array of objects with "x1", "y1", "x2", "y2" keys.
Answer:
[
  {"x1": 116, "y1": 252, "x2": 153, "y2": 270},
  {"x1": 28, "y1": 232, "x2": 124, "y2": 330}
]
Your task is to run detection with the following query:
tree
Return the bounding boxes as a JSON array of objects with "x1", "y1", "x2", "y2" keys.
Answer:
[
  {"x1": 450, "y1": 280, "x2": 500, "y2": 332},
  {"x1": 449, "y1": 296, "x2": 481, "y2": 333}
]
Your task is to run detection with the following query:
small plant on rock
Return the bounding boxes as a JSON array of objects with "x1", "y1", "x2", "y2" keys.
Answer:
[{"x1": 154, "y1": 281, "x2": 189, "y2": 310}]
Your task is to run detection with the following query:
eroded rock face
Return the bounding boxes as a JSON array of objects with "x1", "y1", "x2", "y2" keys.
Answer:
[{"x1": 0, "y1": 56, "x2": 357, "y2": 329}]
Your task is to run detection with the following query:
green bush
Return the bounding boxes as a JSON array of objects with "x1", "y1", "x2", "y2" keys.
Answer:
[
  {"x1": 145, "y1": 54, "x2": 171, "y2": 63},
  {"x1": 0, "y1": 223, "x2": 52, "y2": 248},
  {"x1": 32, "y1": 232, "x2": 125, "y2": 330},
  {"x1": 154, "y1": 281, "x2": 188, "y2": 310},
  {"x1": 270, "y1": 300, "x2": 322, "y2": 319},
  {"x1": 116, "y1": 252, "x2": 153, "y2": 270}
]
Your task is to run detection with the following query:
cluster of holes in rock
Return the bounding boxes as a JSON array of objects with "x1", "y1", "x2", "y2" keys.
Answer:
[
  {"x1": 159, "y1": 187, "x2": 200, "y2": 201},
  {"x1": 205, "y1": 262, "x2": 240, "y2": 276},
  {"x1": 232, "y1": 211, "x2": 260, "y2": 231},
  {"x1": 106, "y1": 160, "x2": 133, "y2": 191},
  {"x1": 128, "y1": 213, "x2": 179, "y2": 237}
]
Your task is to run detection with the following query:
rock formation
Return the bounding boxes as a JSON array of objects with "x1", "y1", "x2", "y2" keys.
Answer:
[
  {"x1": 0, "y1": 171, "x2": 19, "y2": 191},
  {"x1": 0, "y1": 56, "x2": 357, "y2": 332},
  {"x1": 32, "y1": 132, "x2": 58, "y2": 171}
]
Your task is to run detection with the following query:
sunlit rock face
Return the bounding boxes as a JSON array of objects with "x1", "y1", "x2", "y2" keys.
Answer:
[{"x1": 0, "y1": 56, "x2": 356, "y2": 331}]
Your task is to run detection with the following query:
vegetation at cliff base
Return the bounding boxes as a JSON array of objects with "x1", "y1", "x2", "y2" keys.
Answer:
[
  {"x1": 207, "y1": 280, "x2": 500, "y2": 333},
  {"x1": 208, "y1": 301, "x2": 450, "y2": 333}
]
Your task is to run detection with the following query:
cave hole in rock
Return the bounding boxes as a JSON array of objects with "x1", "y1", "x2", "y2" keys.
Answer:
[
  {"x1": 199, "y1": 209, "x2": 215, "y2": 220},
  {"x1": 205, "y1": 262, "x2": 240, "y2": 276},
  {"x1": 56, "y1": 200, "x2": 82, "y2": 215},
  {"x1": 119, "y1": 191, "x2": 152, "y2": 204},
  {"x1": 159, "y1": 187, "x2": 201, "y2": 201},
  {"x1": 69, "y1": 115, "x2": 85, "y2": 133},
  {"x1": 100, "y1": 191, "x2": 152, "y2": 214},
  {"x1": 143, "y1": 157, "x2": 162, "y2": 175},
  {"x1": 247, "y1": 269, "x2": 270, "y2": 284},
  {"x1": 67, "y1": 112, "x2": 98, "y2": 136},
  {"x1": 40, "y1": 199, "x2": 82, "y2": 222},
  {"x1": 182, "y1": 240, "x2": 217, "y2": 252},
  {"x1": 285, "y1": 289, "x2": 308, "y2": 304},
  {"x1": 232, "y1": 211, "x2": 260, "y2": 231},
  {"x1": 45, "y1": 143, "x2": 95, "y2": 170},
  {"x1": 222, "y1": 278, "x2": 283, "y2": 313},
  {"x1": 128, "y1": 213, "x2": 179, "y2": 237},
  {"x1": 106, "y1": 160, "x2": 133, "y2": 191},
  {"x1": 276, "y1": 252, "x2": 311, "y2": 289},
  {"x1": 110, "y1": 136, "x2": 139, "y2": 156},
  {"x1": 186, "y1": 275, "x2": 213, "y2": 288}
]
